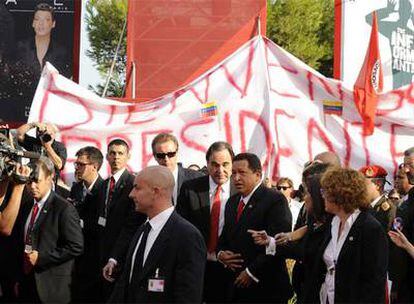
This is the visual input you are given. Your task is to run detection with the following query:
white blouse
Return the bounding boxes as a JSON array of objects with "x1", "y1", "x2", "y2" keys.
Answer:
[{"x1": 320, "y1": 209, "x2": 361, "y2": 304}]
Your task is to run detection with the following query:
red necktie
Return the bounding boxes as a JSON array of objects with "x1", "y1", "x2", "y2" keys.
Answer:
[
  {"x1": 207, "y1": 185, "x2": 222, "y2": 253},
  {"x1": 25, "y1": 203, "x2": 39, "y2": 245},
  {"x1": 236, "y1": 198, "x2": 245, "y2": 222}
]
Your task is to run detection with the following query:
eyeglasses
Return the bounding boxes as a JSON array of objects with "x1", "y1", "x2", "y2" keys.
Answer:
[
  {"x1": 276, "y1": 186, "x2": 291, "y2": 191},
  {"x1": 155, "y1": 151, "x2": 177, "y2": 159},
  {"x1": 389, "y1": 196, "x2": 400, "y2": 201},
  {"x1": 74, "y1": 162, "x2": 92, "y2": 168}
]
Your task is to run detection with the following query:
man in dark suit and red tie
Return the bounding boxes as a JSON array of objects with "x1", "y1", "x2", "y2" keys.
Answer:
[
  {"x1": 217, "y1": 153, "x2": 293, "y2": 303},
  {"x1": 16, "y1": 157, "x2": 84, "y2": 303},
  {"x1": 108, "y1": 165, "x2": 206, "y2": 303},
  {"x1": 98, "y1": 139, "x2": 146, "y2": 300},
  {"x1": 177, "y1": 141, "x2": 236, "y2": 302}
]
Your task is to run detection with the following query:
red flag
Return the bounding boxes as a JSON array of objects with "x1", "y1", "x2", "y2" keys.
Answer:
[{"x1": 353, "y1": 12, "x2": 383, "y2": 136}]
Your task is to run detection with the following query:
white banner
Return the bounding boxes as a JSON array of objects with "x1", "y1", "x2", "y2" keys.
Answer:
[
  {"x1": 337, "y1": 0, "x2": 414, "y2": 91},
  {"x1": 30, "y1": 36, "x2": 414, "y2": 187}
]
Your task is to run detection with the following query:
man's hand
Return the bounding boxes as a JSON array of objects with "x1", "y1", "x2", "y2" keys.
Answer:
[
  {"x1": 23, "y1": 250, "x2": 38, "y2": 273},
  {"x1": 103, "y1": 260, "x2": 117, "y2": 282},
  {"x1": 247, "y1": 229, "x2": 270, "y2": 246},
  {"x1": 217, "y1": 250, "x2": 244, "y2": 271},
  {"x1": 234, "y1": 270, "x2": 253, "y2": 288},
  {"x1": 12, "y1": 163, "x2": 32, "y2": 185},
  {"x1": 24, "y1": 250, "x2": 39, "y2": 266}
]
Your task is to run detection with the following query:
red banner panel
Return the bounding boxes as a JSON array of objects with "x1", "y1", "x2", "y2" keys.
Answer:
[{"x1": 126, "y1": 0, "x2": 266, "y2": 101}]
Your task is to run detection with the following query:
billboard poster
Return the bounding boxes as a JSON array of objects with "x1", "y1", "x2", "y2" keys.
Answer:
[
  {"x1": 335, "y1": 0, "x2": 414, "y2": 91},
  {"x1": 0, "y1": 0, "x2": 78, "y2": 126}
]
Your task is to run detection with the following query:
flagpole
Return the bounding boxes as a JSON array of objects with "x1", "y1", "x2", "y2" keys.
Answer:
[{"x1": 102, "y1": 14, "x2": 128, "y2": 98}]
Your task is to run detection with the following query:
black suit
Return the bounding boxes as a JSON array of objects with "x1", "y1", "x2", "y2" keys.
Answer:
[
  {"x1": 96, "y1": 170, "x2": 146, "y2": 299},
  {"x1": 109, "y1": 211, "x2": 207, "y2": 303},
  {"x1": 177, "y1": 175, "x2": 236, "y2": 302},
  {"x1": 391, "y1": 187, "x2": 414, "y2": 302},
  {"x1": 175, "y1": 165, "x2": 203, "y2": 202},
  {"x1": 16, "y1": 191, "x2": 84, "y2": 303},
  {"x1": 217, "y1": 184, "x2": 293, "y2": 303},
  {"x1": 69, "y1": 176, "x2": 105, "y2": 302},
  {"x1": 304, "y1": 210, "x2": 388, "y2": 303}
]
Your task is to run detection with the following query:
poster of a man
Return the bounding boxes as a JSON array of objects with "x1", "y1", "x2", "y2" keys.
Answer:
[
  {"x1": 368, "y1": 0, "x2": 414, "y2": 89},
  {"x1": 0, "y1": 0, "x2": 76, "y2": 125}
]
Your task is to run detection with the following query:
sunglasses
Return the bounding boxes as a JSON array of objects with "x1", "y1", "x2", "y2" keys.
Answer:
[
  {"x1": 155, "y1": 151, "x2": 177, "y2": 159},
  {"x1": 276, "y1": 186, "x2": 291, "y2": 191}
]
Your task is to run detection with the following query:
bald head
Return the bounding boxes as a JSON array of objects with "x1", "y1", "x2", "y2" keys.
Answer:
[
  {"x1": 314, "y1": 151, "x2": 341, "y2": 167},
  {"x1": 139, "y1": 165, "x2": 175, "y2": 196},
  {"x1": 130, "y1": 166, "x2": 175, "y2": 218}
]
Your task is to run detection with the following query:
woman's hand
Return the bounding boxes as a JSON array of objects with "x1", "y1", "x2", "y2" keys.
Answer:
[
  {"x1": 247, "y1": 230, "x2": 270, "y2": 246},
  {"x1": 275, "y1": 232, "x2": 292, "y2": 245}
]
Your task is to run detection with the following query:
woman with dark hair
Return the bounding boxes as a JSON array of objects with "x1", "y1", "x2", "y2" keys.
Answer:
[
  {"x1": 249, "y1": 162, "x2": 332, "y2": 303},
  {"x1": 305, "y1": 167, "x2": 388, "y2": 303}
]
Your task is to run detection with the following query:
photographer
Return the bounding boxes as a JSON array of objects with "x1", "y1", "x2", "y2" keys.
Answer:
[
  {"x1": 0, "y1": 164, "x2": 31, "y2": 302},
  {"x1": 16, "y1": 122, "x2": 67, "y2": 181},
  {"x1": 0, "y1": 163, "x2": 31, "y2": 235}
]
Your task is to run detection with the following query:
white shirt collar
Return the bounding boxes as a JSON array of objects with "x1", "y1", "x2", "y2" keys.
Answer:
[
  {"x1": 370, "y1": 194, "x2": 383, "y2": 208},
  {"x1": 208, "y1": 176, "x2": 230, "y2": 195},
  {"x1": 111, "y1": 167, "x2": 126, "y2": 184},
  {"x1": 87, "y1": 175, "x2": 99, "y2": 191},
  {"x1": 35, "y1": 189, "x2": 51, "y2": 206},
  {"x1": 241, "y1": 182, "x2": 261, "y2": 205},
  {"x1": 148, "y1": 206, "x2": 175, "y2": 232}
]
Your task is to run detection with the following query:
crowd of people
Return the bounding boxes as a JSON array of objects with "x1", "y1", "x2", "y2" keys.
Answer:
[{"x1": 0, "y1": 121, "x2": 414, "y2": 304}]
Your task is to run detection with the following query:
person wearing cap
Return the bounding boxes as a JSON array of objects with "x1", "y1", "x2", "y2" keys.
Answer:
[{"x1": 359, "y1": 165, "x2": 396, "y2": 231}]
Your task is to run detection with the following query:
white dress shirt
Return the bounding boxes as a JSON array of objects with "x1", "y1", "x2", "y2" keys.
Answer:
[
  {"x1": 172, "y1": 166, "x2": 178, "y2": 205},
  {"x1": 207, "y1": 177, "x2": 231, "y2": 261},
  {"x1": 129, "y1": 206, "x2": 174, "y2": 282},
  {"x1": 320, "y1": 209, "x2": 361, "y2": 304}
]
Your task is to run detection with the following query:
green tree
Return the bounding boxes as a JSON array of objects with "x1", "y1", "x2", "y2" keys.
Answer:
[
  {"x1": 267, "y1": 0, "x2": 334, "y2": 77},
  {"x1": 85, "y1": 0, "x2": 127, "y2": 97}
]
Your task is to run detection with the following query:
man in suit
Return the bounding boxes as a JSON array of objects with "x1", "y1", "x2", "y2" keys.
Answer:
[
  {"x1": 392, "y1": 147, "x2": 414, "y2": 302},
  {"x1": 17, "y1": 156, "x2": 84, "y2": 303},
  {"x1": 217, "y1": 153, "x2": 293, "y2": 303},
  {"x1": 177, "y1": 141, "x2": 235, "y2": 302},
  {"x1": 99, "y1": 139, "x2": 146, "y2": 300},
  {"x1": 69, "y1": 146, "x2": 105, "y2": 302},
  {"x1": 151, "y1": 133, "x2": 202, "y2": 205},
  {"x1": 109, "y1": 165, "x2": 206, "y2": 303}
]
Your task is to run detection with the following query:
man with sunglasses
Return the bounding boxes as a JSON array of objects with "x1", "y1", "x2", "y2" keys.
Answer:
[
  {"x1": 275, "y1": 178, "x2": 303, "y2": 230},
  {"x1": 151, "y1": 133, "x2": 202, "y2": 205},
  {"x1": 69, "y1": 146, "x2": 105, "y2": 302}
]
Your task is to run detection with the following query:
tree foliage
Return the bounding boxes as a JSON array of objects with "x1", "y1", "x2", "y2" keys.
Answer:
[
  {"x1": 267, "y1": 0, "x2": 334, "y2": 77},
  {"x1": 85, "y1": 0, "x2": 127, "y2": 97}
]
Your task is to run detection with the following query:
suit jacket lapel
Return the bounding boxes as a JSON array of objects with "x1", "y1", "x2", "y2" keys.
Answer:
[
  {"x1": 108, "y1": 170, "x2": 129, "y2": 211},
  {"x1": 199, "y1": 176, "x2": 211, "y2": 233},
  {"x1": 137, "y1": 212, "x2": 175, "y2": 282},
  {"x1": 236, "y1": 185, "x2": 263, "y2": 226},
  {"x1": 337, "y1": 211, "x2": 364, "y2": 264},
  {"x1": 31, "y1": 192, "x2": 54, "y2": 248}
]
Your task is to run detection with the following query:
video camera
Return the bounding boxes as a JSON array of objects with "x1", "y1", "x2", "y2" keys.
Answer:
[
  {"x1": 0, "y1": 127, "x2": 41, "y2": 183},
  {"x1": 37, "y1": 128, "x2": 52, "y2": 143}
]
